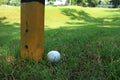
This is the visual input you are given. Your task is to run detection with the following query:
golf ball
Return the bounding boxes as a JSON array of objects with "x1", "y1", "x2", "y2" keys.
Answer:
[{"x1": 47, "y1": 50, "x2": 61, "y2": 62}]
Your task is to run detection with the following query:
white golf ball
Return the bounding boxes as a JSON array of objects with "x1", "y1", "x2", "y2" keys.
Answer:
[{"x1": 47, "y1": 50, "x2": 61, "y2": 62}]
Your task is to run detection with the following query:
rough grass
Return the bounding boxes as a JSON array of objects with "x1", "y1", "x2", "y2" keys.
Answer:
[{"x1": 0, "y1": 6, "x2": 120, "y2": 80}]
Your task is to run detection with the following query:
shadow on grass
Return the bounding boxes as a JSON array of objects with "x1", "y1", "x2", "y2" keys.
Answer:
[
  {"x1": 45, "y1": 8, "x2": 120, "y2": 78},
  {"x1": 45, "y1": 8, "x2": 120, "y2": 80},
  {"x1": 44, "y1": 25, "x2": 120, "y2": 79},
  {"x1": 60, "y1": 8, "x2": 120, "y2": 27},
  {"x1": 61, "y1": 8, "x2": 96, "y2": 22},
  {"x1": 47, "y1": 9, "x2": 120, "y2": 79},
  {"x1": 0, "y1": 17, "x2": 20, "y2": 57}
]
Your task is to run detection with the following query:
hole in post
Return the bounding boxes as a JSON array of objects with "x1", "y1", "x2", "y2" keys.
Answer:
[
  {"x1": 25, "y1": 29, "x2": 28, "y2": 32},
  {"x1": 25, "y1": 45, "x2": 28, "y2": 49},
  {"x1": 25, "y1": 21, "x2": 28, "y2": 32}
]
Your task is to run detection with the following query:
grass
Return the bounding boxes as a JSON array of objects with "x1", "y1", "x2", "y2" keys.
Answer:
[{"x1": 0, "y1": 5, "x2": 120, "y2": 79}]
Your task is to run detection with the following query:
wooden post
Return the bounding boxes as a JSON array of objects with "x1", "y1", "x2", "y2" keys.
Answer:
[{"x1": 21, "y1": 0, "x2": 44, "y2": 61}]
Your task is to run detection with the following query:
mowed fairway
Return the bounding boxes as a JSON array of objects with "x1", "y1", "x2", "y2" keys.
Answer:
[{"x1": 0, "y1": 6, "x2": 120, "y2": 79}]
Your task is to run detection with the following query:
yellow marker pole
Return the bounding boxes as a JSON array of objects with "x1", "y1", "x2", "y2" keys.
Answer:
[{"x1": 21, "y1": 0, "x2": 44, "y2": 61}]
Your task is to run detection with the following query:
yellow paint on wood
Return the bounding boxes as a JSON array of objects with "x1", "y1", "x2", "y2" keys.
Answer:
[{"x1": 21, "y1": 2, "x2": 44, "y2": 61}]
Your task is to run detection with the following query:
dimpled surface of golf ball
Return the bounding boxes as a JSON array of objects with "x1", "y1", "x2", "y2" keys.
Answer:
[{"x1": 47, "y1": 51, "x2": 61, "y2": 62}]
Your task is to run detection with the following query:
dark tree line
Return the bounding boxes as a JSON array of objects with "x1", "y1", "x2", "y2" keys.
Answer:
[
  {"x1": 65, "y1": 0, "x2": 120, "y2": 7},
  {"x1": 76, "y1": 0, "x2": 99, "y2": 7},
  {"x1": 0, "y1": 0, "x2": 120, "y2": 8},
  {"x1": 0, "y1": 0, "x2": 20, "y2": 6},
  {"x1": 49, "y1": 0, "x2": 120, "y2": 8},
  {"x1": 111, "y1": 0, "x2": 120, "y2": 8},
  {"x1": 76, "y1": 0, "x2": 120, "y2": 7}
]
